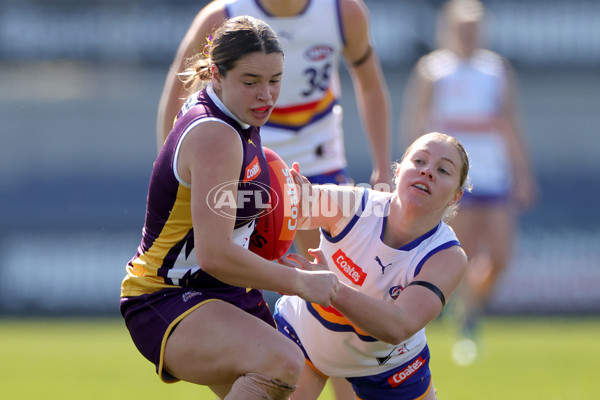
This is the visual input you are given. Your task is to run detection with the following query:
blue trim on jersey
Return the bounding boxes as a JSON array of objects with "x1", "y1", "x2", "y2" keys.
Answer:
[
  {"x1": 306, "y1": 301, "x2": 378, "y2": 342},
  {"x1": 380, "y1": 220, "x2": 440, "y2": 252},
  {"x1": 459, "y1": 190, "x2": 510, "y2": 206},
  {"x1": 321, "y1": 188, "x2": 369, "y2": 244},
  {"x1": 307, "y1": 168, "x2": 352, "y2": 185},
  {"x1": 335, "y1": 0, "x2": 346, "y2": 46},
  {"x1": 413, "y1": 240, "x2": 461, "y2": 277},
  {"x1": 253, "y1": 0, "x2": 269, "y2": 15},
  {"x1": 273, "y1": 301, "x2": 314, "y2": 361},
  {"x1": 378, "y1": 199, "x2": 391, "y2": 242},
  {"x1": 399, "y1": 223, "x2": 440, "y2": 252}
]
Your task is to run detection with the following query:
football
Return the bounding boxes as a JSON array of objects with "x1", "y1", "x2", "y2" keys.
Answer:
[{"x1": 249, "y1": 147, "x2": 299, "y2": 260}]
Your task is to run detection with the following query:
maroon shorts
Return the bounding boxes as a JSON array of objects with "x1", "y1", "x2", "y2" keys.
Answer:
[{"x1": 120, "y1": 287, "x2": 275, "y2": 382}]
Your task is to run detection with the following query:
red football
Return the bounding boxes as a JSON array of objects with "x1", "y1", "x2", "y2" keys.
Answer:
[{"x1": 249, "y1": 147, "x2": 299, "y2": 260}]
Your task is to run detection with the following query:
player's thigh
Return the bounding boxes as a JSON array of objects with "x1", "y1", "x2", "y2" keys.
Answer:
[
  {"x1": 330, "y1": 376, "x2": 356, "y2": 399},
  {"x1": 164, "y1": 300, "x2": 304, "y2": 386},
  {"x1": 484, "y1": 206, "x2": 515, "y2": 269},
  {"x1": 423, "y1": 381, "x2": 438, "y2": 400},
  {"x1": 209, "y1": 383, "x2": 232, "y2": 399},
  {"x1": 449, "y1": 208, "x2": 484, "y2": 255},
  {"x1": 290, "y1": 364, "x2": 328, "y2": 400}
]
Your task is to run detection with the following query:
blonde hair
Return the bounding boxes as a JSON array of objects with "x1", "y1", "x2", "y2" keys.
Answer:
[
  {"x1": 436, "y1": 0, "x2": 485, "y2": 50},
  {"x1": 395, "y1": 132, "x2": 471, "y2": 221},
  {"x1": 443, "y1": 0, "x2": 484, "y2": 23}
]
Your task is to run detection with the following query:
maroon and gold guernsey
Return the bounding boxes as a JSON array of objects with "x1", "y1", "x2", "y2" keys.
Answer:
[{"x1": 121, "y1": 87, "x2": 270, "y2": 297}]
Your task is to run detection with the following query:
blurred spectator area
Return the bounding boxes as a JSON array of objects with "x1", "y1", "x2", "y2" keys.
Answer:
[
  {"x1": 1, "y1": 0, "x2": 599, "y2": 315},
  {"x1": 1, "y1": 0, "x2": 599, "y2": 68}
]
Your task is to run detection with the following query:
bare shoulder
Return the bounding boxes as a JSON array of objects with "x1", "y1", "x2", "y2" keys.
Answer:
[
  {"x1": 175, "y1": 119, "x2": 242, "y2": 184},
  {"x1": 339, "y1": 0, "x2": 370, "y2": 60},
  {"x1": 339, "y1": 0, "x2": 369, "y2": 33},
  {"x1": 415, "y1": 49, "x2": 452, "y2": 81},
  {"x1": 179, "y1": 121, "x2": 242, "y2": 172},
  {"x1": 339, "y1": 0, "x2": 369, "y2": 19},
  {"x1": 428, "y1": 244, "x2": 468, "y2": 273},
  {"x1": 190, "y1": 1, "x2": 228, "y2": 37},
  {"x1": 184, "y1": 119, "x2": 241, "y2": 151}
]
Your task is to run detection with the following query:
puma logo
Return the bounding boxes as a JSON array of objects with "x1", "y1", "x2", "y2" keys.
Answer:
[{"x1": 375, "y1": 256, "x2": 392, "y2": 275}]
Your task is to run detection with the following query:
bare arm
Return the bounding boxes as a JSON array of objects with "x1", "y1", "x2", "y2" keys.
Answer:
[
  {"x1": 399, "y1": 57, "x2": 434, "y2": 148},
  {"x1": 341, "y1": 0, "x2": 392, "y2": 188},
  {"x1": 290, "y1": 165, "x2": 362, "y2": 236},
  {"x1": 500, "y1": 59, "x2": 538, "y2": 210},
  {"x1": 155, "y1": 2, "x2": 227, "y2": 151},
  {"x1": 177, "y1": 123, "x2": 339, "y2": 306},
  {"x1": 285, "y1": 245, "x2": 467, "y2": 345}
]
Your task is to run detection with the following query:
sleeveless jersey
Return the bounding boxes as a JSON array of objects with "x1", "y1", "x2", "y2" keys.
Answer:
[
  {"x1": 121, "y1": 87, "x2": 270, "y2": 297},
  {"x1": 225, "y1": 0, "x2": 347, "y2": 176},
  {"x1": 422, "y1": 48, "x2": 512, "y2": 196},
  {"x1": 276, "y1": 189, "x2": 460, "y2": 377}
]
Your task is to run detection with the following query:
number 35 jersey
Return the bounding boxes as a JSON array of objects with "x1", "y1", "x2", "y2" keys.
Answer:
[{"x1": 225, "y1": 0, "x2": 346, "y2": 176}]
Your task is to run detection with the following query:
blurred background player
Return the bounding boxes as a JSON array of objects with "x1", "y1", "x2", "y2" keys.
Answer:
[
  {"x1": 156, "y1": 0, "x2": 392, "y2": 262},
  {"x1": 400, "y1": 0, "x2": 538, "y2": 362},
  {"x1": 120, "y1": 16, "x2": 340, "y2": 399},
  {"x1": 275, "y1": 132, "x2": 471, "y2": 399}
]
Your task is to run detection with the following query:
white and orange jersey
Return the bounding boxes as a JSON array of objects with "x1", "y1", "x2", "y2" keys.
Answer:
[
  {"x1": 421, "y1": 48, "x2": 512, "y2": 196},
  {"x1": 276, "y1": 189, "x2": 461, "y2": 377},
  {"x1": 225, "y1": 0, "x2": 346, "y2": 176}
]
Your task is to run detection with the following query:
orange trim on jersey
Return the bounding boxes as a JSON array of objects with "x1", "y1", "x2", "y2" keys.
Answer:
[
  {"x1": 267, "y1": 89, "x2": 336, "y2": 129},
  {"x1": 158, "y1": 298, "x2": 220, "y2": 383},
  {"x1": 305, "y1": 359, "x2": 329, "y2": 380},
  {"x1": 310, "y1": 303, "x2": 372, "y2": 338},
  {"x1": 414, "y1": 378, "x2": 433, "y2": 400}
]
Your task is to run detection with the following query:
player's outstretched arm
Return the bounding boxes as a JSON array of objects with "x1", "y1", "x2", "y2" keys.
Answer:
[
  {"x1": 283, "y1": 246, "x2": 467, "y2": 345},
  {"x1": 290, "y1": 162, "x2": 362, "y2": 236},
  {"x1": 341, "y1": 0, "x2": 392, "y2": 189}
]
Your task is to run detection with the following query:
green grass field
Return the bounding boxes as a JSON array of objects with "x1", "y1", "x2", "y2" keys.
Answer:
[{"x1": 1, "y1": 316, "x2": 599, "y2": 399}]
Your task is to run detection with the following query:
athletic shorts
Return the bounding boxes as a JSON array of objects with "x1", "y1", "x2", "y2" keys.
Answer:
[
  {"x1": 120, "y1": 287, "x2": 274, "y2": 383},
  {"x1": 347, "y1": 346, "x2": 433, "y2": 400},
  {"x1": 274, "y1": 310, "x2": 433, "y2": 400},
  {"x1": 307, "y1": 168, "x2": 353, "y2": 185},
  {"x1": 459, "y1": 190, "x2": 510, "y2": 207}
]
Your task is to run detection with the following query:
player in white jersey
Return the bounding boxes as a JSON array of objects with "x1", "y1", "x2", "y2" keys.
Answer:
[
  {"x1": 400, "y1": 0, "x2": 537, "y2": 358},
  {"x1": 275, "y1": 132, "x2": 471, "y2": 399},
  {"x1": 156, "y1": 0, "x2": 392, "y2": 263}
]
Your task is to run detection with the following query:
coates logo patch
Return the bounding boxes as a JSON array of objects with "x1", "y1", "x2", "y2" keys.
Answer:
[
  {"x1": 387, "y1": 356, "x2": 426, "y2": 388},
  {"x1": 332, "y1": 249, "x2": 367, "y2": 286},
  {"x1": 182, "y1": 290, "x2": 202, "y2": 303},
  {"x1": 243, "y1": 156, "x2": 262, "y2": 182},
  {"x1": 304, "y1": 44, "x2": 334, "y2": 61},
  {"x1": 389, "y1": 285, "x2": 404, "y2": 300}
]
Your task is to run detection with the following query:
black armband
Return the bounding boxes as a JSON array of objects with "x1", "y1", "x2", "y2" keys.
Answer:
[
  {"x1": 407, "y1": 280, "x2": 446, "y2": 308},
  {"x1": 351, "y1": 45, "x2": 373, "y2": 67}
]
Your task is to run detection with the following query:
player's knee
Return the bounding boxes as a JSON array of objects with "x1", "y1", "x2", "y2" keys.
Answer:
[
  {"x1": 225, "y1": 372, "x2": 297, "y2": 400},
  {"x1": 268, "y1": 341, "x2": 304, "y2": 383}
]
